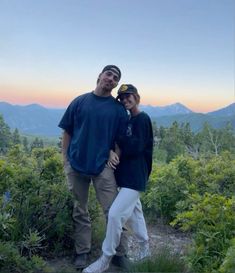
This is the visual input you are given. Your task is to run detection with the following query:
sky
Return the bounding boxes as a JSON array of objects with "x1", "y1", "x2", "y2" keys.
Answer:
[{"x1": 0, "y1": 0, "x2": 234, "y2": 113}]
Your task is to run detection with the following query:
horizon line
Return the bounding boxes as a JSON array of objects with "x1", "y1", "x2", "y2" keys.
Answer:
[{"x1": 0, "y1": 100, "x2": 234, "y2": 114}]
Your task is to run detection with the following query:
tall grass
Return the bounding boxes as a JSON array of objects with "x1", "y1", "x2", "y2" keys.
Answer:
[{"x1": 129, "y1": 247, "x2": 190, "y2": 273}]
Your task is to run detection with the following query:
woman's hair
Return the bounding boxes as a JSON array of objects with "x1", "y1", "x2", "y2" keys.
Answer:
[{"x1": 133, "y1": 93, "x2": 140, "y2": 104}]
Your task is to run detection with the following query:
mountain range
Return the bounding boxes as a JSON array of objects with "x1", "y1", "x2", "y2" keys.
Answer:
[{"x1": 0, "y1": 101, "x2": 234, "y2": 137}]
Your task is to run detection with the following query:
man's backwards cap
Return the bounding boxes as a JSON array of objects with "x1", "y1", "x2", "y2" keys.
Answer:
[{"x1": 101, "y1": 65, "x2": 121, "y2": 80}]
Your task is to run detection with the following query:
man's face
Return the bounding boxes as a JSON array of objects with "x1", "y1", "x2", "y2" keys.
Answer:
[{"x1": 97, "y1": 69, "x2": 120, "y2": 91}]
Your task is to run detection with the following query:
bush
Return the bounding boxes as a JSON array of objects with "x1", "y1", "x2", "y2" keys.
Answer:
[
  {"x1": 198, "y1": 153, "x2": 235, "y2": 197},
  {"x1": 142, "y1": 156, "x2": 197, "y2": 220},
  {"x1": 219, "y1": 238, "x2": 235, "y2": 273},
  {"x1": 171, "y1": 193, "x2": 235, "y2": 273},
  {"x1": 0, "y1": 144, "x2": 106, "y2": 270},
  {"x1": 129, "y1": 247, "x2": 189, "y2": 272},
  {"x1": 142, "y1": 154, "x2": 235, "y2": 222},
  {"x1": 0, "y1": 146, "x2": 74, "y2": 254},
  {"x1": 0, "y1": 241, "x2": 51, "y2": 273}
]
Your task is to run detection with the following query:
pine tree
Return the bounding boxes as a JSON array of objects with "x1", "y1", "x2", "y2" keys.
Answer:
[
  {"x1": 0, "y1": 115, "x2": 12, "y2": 154},
  {"x1": 12, "y1": 128, "x2": 21, "y2": 145},
  {"x1": 23, "y1": 136, "x2": 29, "y2": 153}
]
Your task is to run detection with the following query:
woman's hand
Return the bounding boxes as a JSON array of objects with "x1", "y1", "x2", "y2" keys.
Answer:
[{"x1": 107, "y1": 150, "x2": 120, "y2": 169}]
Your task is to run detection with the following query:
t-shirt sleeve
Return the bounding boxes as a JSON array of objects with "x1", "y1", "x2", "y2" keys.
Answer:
[
  {"x1": 58, "y1": 98, "x2": 77, "y2": 135},
  {"x1": 118, "y1": 114, "x2": 153, "y2": 157}
]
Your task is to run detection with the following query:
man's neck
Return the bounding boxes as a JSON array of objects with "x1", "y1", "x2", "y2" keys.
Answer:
[{"x1": 93, "y1": 87, "x2": 112, "y2": 97}]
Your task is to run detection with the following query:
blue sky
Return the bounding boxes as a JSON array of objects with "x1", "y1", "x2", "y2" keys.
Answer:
[{"x1": 0, "y1": 0, "x2": 234, "y2": 112}]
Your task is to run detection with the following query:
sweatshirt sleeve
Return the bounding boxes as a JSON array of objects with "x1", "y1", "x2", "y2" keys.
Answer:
[{"x1": 118, "y1": 113, "x2": 153, "y2": 157}]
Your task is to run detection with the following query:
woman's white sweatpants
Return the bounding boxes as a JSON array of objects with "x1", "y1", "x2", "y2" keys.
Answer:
[{"x1": 102, "y1": 187, "x2": 149, "y2": 256}]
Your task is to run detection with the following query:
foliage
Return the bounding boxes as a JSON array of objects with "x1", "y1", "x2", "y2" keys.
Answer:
[
  {"x1": 195, "y1": 152, "x2": 235, "y2": 198},
  {"x1": 20, "y1": 229, "x2": 46, "y2": 258},
  {"x1": 0, "y1": 209, "x2": 16, "y2": 240},
  {"x1": 129, "y1": 247, "x2": 189, "y2": 272},
  {"x1": 0, "y1": 241, "x2": 52, "y2": 273},
  {"x1": 153, "y1": 120, "x2": 235, "y2": 162},
  {"x1": 171, "y1": 194, "x2": 235, "y2": 273},
  {"x1": 143, "y1": 156, "x2": 198, "y2": 220},
  {"x1": 12, "y1": 128, "x2": 21, "y2": 145},
  {"x1": 219, "y1": 238, "x2": 235, "y2": 273},
  {"x1": 1, "y1": 117, "x2": 235, "y2": 272},
  {"x1": 0, "y1": 114, "x2": 12, "y2": 154},
  {"x1": 198, "y1": 123, "x2": 235, "y2": 156},
  {"x1": 31, "y1": 137, "x2": 44, "y2": 151},
  {"x1": 142, "y1": 152, "x2": 235, "y2": 273},
  {"x1": 0, "y1": 141, "x2": 106, "y2": 271},
  {"x1": 143, "y1": 153, "x2": 235, "y2": 221},
  {"x1": 0, "y1": 146, "x2": 74, "y2": 253}
]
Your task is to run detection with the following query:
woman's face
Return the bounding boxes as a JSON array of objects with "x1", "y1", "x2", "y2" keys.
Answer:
[{"x1": 119, "y1": 93, "x2": 138, "y2": 111}]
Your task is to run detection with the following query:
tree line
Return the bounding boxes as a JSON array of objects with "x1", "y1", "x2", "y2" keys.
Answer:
[{"x1": 152, "y1": 120, "x2": 235, "y2": 162}]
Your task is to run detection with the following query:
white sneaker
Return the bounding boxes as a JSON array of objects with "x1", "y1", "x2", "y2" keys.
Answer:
[
  {"x1": 139, "y1": 241, "x2": 151, "y2": 260},
  {"x1": 82, "y1": 254, "x2": 111, "y2": 273}
]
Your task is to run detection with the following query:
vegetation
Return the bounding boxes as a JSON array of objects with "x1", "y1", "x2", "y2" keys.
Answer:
[
  {"x1": 129, "y1": 247, "x2": 188, "y2": 272},
  {"x1": 0, "y1": 114, "x2": 235, "y2": 272}
]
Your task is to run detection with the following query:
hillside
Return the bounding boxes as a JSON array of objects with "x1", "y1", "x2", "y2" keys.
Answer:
[
  {"x1": 0, "y1": 102, "x2": 64, "y2": 136},
  {"x1": 0, "y1": 101, "x2": 234, "y2": 136},
  {"x1": 152, "y1": 112, "x2": 235, "y2": 132}
]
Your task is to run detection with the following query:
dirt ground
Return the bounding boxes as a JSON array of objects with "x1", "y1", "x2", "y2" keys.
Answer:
[{"x1": 46, "y1": 221, "x2": 192, "y2": 273}]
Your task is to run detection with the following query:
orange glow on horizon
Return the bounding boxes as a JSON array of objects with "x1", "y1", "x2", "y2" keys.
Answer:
[
  {"x1": 2, "y1": 95, "x2": 232, "y2": 113},
  {"x1": 0, "y1": 85, "x2": 233, "y2": 113}
]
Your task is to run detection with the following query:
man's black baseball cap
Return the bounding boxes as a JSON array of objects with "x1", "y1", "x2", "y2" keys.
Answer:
[{"x1": 101, "y1": 65, "x2": 121, "y2": 80}]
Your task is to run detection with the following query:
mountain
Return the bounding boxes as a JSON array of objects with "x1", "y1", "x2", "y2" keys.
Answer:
[
  {"x1": 152, "y1": 112, "x2": 235, "y2": 132},
  {"x1": 207, "y1": 102, "x2": 235, "y2": 117},
  {"x1": 141, "y1": 102, "x2": 235, "y2": 131},
  {"x1": 0, "y1": 101, "x2": 234, "y2": 136},
  {"x1": 0, "y1": 102, "x2": 64, "y2": 136},
  {"x1": 140, "y1": 102, "x2": 192, "y2": 117}
]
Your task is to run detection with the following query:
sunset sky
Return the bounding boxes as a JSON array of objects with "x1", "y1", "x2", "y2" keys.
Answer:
[{"x1": 0, "y1": 0, "x2": 234, "y2": 113}]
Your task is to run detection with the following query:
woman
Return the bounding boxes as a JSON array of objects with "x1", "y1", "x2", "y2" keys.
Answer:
[{"x1": 83, "y1": 84, "x2": 153, "y2": 273}]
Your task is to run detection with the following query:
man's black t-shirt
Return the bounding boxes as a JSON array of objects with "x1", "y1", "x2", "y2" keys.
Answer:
[{"x1": 58, "y1": 92, "x2": 128, "y2": 175}]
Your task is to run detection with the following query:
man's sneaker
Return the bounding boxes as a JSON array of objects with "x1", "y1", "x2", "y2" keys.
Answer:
[
  {"x1": 139, "y1": 241, "x2": 151, "y2": 260},
  {"x1": 74, "y1": 253, "x2": 89, "y2": 269},
  {"x1": 82, "y1": 254, "x2": 111, "y2": 273},
  {"x1": 111, "y1": 255, "x2": 131, "y2": 270}
]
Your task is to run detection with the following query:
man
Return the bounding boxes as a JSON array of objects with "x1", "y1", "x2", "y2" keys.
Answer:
[{"x1": 58, "y1": 65, "x2": 128, "y2": 269}]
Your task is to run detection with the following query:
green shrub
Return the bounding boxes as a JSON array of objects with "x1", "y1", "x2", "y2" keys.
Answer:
[
  {"x1": 171, "y1": 193, "x2": 235, "y2": 273},
  {"x1": 143, "y1": 156, "x2": 196, "y2": 220},
  {"x1": 219, "y1": 238, "x2": 235, "y2": 273},
  {"x1": 20, "y1": 229, "x2": 46, "y2": 258},
  {"x1": 143, "y1": 154, "x2": 235, "y2": 222},
  {"x1": 188, "y1": 153, "x2": 235, "y2": 199},
  {"x1": 0, "y1": 241, "x2": 51, "y2": 273},
  {"x1": 0, "y1": 145, "x2": 105, "y2": 261},
  {"x1": 1, "y1": 146, "x2": 74, "y2": 254},
  {"x1": 129, "y1": 247, "x2": 188, "y2": 272}
]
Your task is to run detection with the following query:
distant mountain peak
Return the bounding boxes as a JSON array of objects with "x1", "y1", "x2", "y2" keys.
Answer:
[
  {"x1": 25, "y1": 103, "x2": 47, "y2": 110},
  {"x1": 207, "y1": 102, "x2": 235, "y2": 116},
  {"x1": 0, "y1": 101, "x2": 234, "y2": 136},
  {"x1": 0, "y1": 101, "x2": 12, "y2": 106},
  {"x1": 140, "y1": 102, "x2": 192, "y2": 117},
  {"x1": 0, "y1": 101, "x2": 46, "y2": 110},
  {"x1": 174, "y1": 102, "x2": 187, "y2": 107}
]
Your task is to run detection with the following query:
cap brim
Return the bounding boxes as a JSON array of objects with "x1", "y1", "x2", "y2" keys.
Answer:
[{"x1": 116, "y1": 91, "x2": 134, "y2": 99}]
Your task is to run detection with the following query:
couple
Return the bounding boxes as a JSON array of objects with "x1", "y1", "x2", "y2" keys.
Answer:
[{"x1": 59, "y1": 65, "x2": 153, "y2": 273}]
